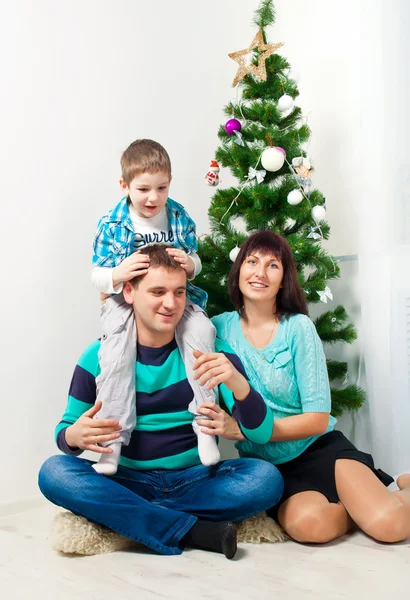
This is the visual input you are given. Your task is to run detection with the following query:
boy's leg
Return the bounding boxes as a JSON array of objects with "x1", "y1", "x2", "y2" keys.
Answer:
[
  {"x1": 38, "y1": 455, "x2": 195, "y2": 556},
  {"x1": 94, "y1": 294, "x2": 137, "y2": 476},
  {"x1": 175, "y1": 303, "x2": 220, "y2": 466}
]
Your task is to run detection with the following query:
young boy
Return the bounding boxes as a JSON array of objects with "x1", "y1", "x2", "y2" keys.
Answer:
[{"x1": 91, "y1": 139, "x2": 219, "y2": 475}]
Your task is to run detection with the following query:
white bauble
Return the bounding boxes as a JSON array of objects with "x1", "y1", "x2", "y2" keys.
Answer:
[
  {"x1": 287, "y1": 190, "x2": 303, "y2": 205},
  {"x1": 288, "y1": 69, "x2": 300, "y2": 83},
  {"x1": 311, "y1": 205, "x2": 326, "y2": 224},
  {"x1": 278, "y1": 94, "x2": 294, "y2": 111},
  {"x1": 261, "y1": 147, "x2": 286, "y2": 172},
  {"x1": 229, "y1": 246, "x2": 240, "y2": 262}
]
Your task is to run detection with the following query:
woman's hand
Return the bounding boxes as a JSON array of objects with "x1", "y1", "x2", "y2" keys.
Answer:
[
  {"x1": 196, "y1": 402, "x2": 245, "y2": 441},
  {"x1": 192, "y1": 350, "x2": 250, "y2": 400}
]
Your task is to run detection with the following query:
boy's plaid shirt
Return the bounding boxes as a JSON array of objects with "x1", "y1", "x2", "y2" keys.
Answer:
[{"x1": 92, "y1": 196, "x2": 208, "y2": 309}]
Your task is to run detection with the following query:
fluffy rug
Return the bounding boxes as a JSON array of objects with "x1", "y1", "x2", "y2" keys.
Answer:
[{"x1": 50, "y1": 510, "x2": 288, "y2": 555}]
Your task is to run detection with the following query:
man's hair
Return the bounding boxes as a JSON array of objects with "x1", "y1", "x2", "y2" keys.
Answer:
[
  {"x1": 130, "y1": 244, "x2": 184, "y2": 287},
  {"x1": 121, "y1": 139, "x2": 172, "y2": 185}
]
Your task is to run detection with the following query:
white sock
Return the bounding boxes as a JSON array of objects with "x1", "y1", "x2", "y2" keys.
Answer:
[
  {"x1": 92, "y1": 442, "x2": 122, "y2": 476},
  {"x1": 193, "y1": 420, "x2": 220, "y2": 467}
]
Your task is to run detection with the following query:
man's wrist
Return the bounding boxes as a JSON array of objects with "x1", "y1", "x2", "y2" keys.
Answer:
[{"x1": 65, "y1": 425, "x2": 78, "y2": 449}]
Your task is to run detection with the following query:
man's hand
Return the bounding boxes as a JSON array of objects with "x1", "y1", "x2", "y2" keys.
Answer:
[
  {"x1": 65, "y1": 401, "x2": 122, "y2": 453},
  {"x1": 165, "y1": 248, "x2": 195, "y2": 279},
  {"x1": 112, "y1": 251, "x2": 150, "y2": 287},
  {"x1": 196, "y1": 402, "x2": 245, "y2": 441},
  {"x1": 192, "y1": 350, "x2": 250, "y2": 400}
]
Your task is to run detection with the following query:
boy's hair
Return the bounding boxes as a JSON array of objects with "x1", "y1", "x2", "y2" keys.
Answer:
[
  {"x1": 130, "y1": 244, "x2": 184, "y2": 287},
  {"x1": 121, "y1": 139, "x2": 172, "y2": 185}
]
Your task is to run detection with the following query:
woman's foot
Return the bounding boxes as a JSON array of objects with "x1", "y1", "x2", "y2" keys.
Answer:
[{"x1": 396, "y1": 473, "x2": 410, "y2": 490}]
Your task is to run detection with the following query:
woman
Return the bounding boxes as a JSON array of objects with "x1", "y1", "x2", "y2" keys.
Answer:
[{"x1": 195, "y1": 230, "x2": 410, "y2": 544}]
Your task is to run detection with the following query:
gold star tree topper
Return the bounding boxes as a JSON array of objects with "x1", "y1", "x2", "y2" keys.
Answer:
[{"x1": 228, "y1": 29, "x2": 284, "y2": 88}]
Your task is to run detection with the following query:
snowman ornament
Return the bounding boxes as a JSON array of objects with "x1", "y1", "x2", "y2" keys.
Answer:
[{"x1": 205, "y1": 160, "x2": 220, "y2": 186}]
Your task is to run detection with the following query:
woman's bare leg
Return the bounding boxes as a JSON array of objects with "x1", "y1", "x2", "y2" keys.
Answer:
[
  {"x1": 335, "y1": 459, "x2": 410, "y2": 542},
  {"x1": 277, "y1": 490, "x2": 352, "y2": 543}
]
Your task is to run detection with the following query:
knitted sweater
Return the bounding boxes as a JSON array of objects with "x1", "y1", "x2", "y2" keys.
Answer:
[
  {"x1": 55, "y1": 337, "x2": 274, "y2": 470},
  {"x1": 211, "y1": 312, "x2": 336, "y2": 465}
]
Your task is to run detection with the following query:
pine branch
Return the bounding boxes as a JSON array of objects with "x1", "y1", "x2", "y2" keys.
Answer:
[
  {"x1": 327, "y1": 360, "x2": 348, "y2": 381},
  {"x1": 253, "y1": 0, "x2": 275, "y2": 29},
  {"x1": 330, "y1": 385, "x2": 366, "y2": 417},
  {"x1": 201, "y1": 0, "x2": 365, "y2": 417}
]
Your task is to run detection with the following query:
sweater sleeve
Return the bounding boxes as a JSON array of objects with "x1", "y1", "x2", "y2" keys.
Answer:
[
  {"x1": 54, "y1": 340, "x2": 101, "y2": 454},
  {"x1": 288, "y1": 315, "x2": 331, "y2": 413},
  {"x1": 215, "y1": 339, "x2": 274, "y2": 444},
  {"x1": 188, "y1": 251, "x2": 202, "y2": 278},
  {"x1": 91, "y1": 266, "x2": 123, "y2": 294}
]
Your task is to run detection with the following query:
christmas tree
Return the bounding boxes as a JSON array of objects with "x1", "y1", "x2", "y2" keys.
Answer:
[{"x1": 196, "y1": 0, "x2": 365, "y2": 417}]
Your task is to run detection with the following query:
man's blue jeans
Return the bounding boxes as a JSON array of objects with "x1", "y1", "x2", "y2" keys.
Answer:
[{"x1": 38, "y1": 455, "x2": 284, "y2": 555}]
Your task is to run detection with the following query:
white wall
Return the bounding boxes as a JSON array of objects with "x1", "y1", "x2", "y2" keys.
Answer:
[
  {"x1": 0, "y1": 0, "x2": 263, "y2": 504},
  {"x1": 1, "y1": 0, "x2": 408, "y2": 503}
]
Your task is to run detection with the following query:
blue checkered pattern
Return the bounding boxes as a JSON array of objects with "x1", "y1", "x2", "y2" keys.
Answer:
[{"x1": 92, "y1": 197, "x2": 207, "y2": 309}]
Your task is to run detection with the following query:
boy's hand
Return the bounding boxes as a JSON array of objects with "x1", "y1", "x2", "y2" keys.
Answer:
[
  {"x1": 192, "y1": 350, "x2": 250, "y2": 401},
  {"x1": 65, "y1": 401, "x2": 122, "y2": 453},
  {"x1": 165, "y1": 248, "x2": 195, "y2": 279},
  {"x1": 112, "y1": 251, "x2": 150, "y2": 287}
]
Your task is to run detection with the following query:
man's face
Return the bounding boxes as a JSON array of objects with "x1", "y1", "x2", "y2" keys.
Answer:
[
  {"x1": 120, "y1": 171, "x2": 171, "y2": 219},
  {"x1": 124, "y1": 266, "x2": 187, "y2": 345}
]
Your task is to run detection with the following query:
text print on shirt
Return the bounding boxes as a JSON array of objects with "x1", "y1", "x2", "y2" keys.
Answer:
[{"x1": 134, "y1": 230, "x2": 175, "y2": 250}]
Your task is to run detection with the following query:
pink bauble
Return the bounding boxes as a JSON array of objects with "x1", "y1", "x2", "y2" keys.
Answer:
[{"x1": 225, "y1": 118, "x2": 242, "y2": 136}]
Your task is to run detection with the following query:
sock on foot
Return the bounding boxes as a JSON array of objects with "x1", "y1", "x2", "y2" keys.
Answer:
[
  {"x1": 193, "y1": 420, "x2": 220, "y2": 466},
  {"x1": 92, "y1": 441, "x2": 122, "y2": 476},
  {"x1": 182, "y1": 519, "x2": 237, "y2": 559}
]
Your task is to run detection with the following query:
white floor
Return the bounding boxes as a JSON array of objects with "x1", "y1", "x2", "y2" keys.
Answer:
[{"x1": 1, "y1": 500, "x2": 410, "y2": 600}]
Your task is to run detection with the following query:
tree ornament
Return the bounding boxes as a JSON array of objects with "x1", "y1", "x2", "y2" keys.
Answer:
[
  {"x1": 317, "y1": 285, "x2": 333, "y2": 304},
  {"x1": 311, "y1": 205, "x2": 326, "y2": 224},
  {"x1": 228, "y1": 29, "x2": 284, "y2": 87},
  {"x1": 287, "y1": 189, "x2": 303, "y2": 205},
  {"x1": 284, "y1": 217, "x2": 296, "y2": 230},
  {"x1": 261, "y1": 146, "x2": 286, "y2": 172},
  {"x1": 248, "y1": 166, "x2": 266, "y2": 184},
  {"x1": 307, "y1": 226, "x2": 322, "y2": 240},
  {"x1": 288, "y1": 69, "x2": 300, "y2": 83},
  {"x1": 292, "y1": 156, "x2": 312, "y2": 189},
  {"x1": 229, "y1": 246, "x2": 240, "y2": 262},
  {"x1": 278, "y1": 94, "x2": 294, "y2": 112},
  {"x1": 233, "y1": 130, "x2": 245, "y2": 146},
  {"x1": 204, "y1": 160, "x2": 220, "y2": 186},
  {"x1": 225, "y1": 118, "x2": 242, "y2": 136}
]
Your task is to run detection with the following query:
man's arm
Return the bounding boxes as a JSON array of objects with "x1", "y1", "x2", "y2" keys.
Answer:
[
  {"x1": 55, "y1": 341, "x2": 121, "y2": 455},
  {"x1": 192, "y1": 345, "x2": 274, "y2": 445}
]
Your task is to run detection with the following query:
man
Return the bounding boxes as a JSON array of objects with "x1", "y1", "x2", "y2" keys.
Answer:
[{"x1": 38, "y1": 245, "x2": 283, "y2": 559}]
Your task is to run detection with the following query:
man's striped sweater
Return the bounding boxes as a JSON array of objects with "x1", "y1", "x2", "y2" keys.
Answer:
[{"x1": 55, "y1": 337, "x2": 274, "y2": 470}]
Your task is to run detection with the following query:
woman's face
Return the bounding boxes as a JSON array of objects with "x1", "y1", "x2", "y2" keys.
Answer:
[{"x1": 239, "y1": 251, "x2": 284, "y2": 304}]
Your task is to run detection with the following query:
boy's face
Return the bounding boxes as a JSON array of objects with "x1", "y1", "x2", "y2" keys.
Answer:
[{"x1": 120, "y1": 170, "x2": 171, "y2": 219}]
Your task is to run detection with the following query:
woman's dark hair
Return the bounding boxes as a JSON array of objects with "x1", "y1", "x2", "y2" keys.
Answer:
[{"x1": 228, "y1": 230, "x2": 308, "y2": 319}]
